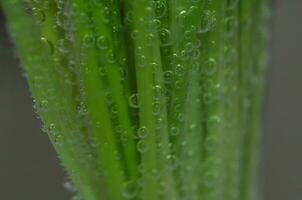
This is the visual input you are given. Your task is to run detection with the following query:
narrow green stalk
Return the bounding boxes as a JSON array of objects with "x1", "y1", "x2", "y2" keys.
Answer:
[
  {"x1": 69, "y1": 1, "x2": 126, "y2": 199},
  {"x1": 87, "y1": 0, "x2": 138, "y2": 181},
  {"x1": 198, "y1": 1, "x2": 227, "y2": 200},
  {"x1": 220, "y1": 1, "x2": 241, "y2": 199},
  {"x1": 2, "y1": 1, "x2": 106, "y2": 199},
  {"x1": 239, "y1": 1, "x2": 270, "y2": 199},
  {"x1": 130, "y1": 1, "x2": 162, "y2": 199}
]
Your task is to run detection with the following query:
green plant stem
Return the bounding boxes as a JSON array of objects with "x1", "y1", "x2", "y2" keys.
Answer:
[
  {"x1": 239, "y1": 1, "x2": 269, "y2": 200},
  {"x1": 87, "y1": 0, "x2": 138, "y2": 182},
  {"x1": 69, "y1": 1, "x2": 126, "y2": 199},
  {"x1": 220, "y1": 1, "x2": 241, "y2": 199},
  {"x1": 130, "y1": 1, "x2": 163, "y2": 199},
  {"x1": 198, "y1": 1, "x2": 227, "y2": 200},
  {"x1": 1, "y1": 1, "x2": 106, "y2": 199}
]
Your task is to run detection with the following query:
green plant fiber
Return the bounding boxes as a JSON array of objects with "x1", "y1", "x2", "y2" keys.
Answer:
[{"x1": 1, "y1": 0, "x2": 270, "y2": 200}]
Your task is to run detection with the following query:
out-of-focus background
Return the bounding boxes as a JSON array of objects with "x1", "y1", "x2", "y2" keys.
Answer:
[{"x1": 0, "y1": 1, "x2": 301, "y2": 200}]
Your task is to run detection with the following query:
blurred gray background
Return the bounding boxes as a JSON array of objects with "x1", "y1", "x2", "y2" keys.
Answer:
[{"x1": 0, "y1": 1, "x2": 301, "y2": 199}]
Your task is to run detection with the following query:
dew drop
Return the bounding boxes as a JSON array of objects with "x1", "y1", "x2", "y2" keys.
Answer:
[
  {"x1": 184, "y1": 42, "x2": 194, "y2": 52},
  {"x1": 175, "y1": 64, "x2": 184, "y2": 76},
  {"x1": 32, "y1": 8, "x2": 46, "y2": 24},
  {"x1": 155, "y1": 117, "x2": 164, "y2": 130},
  {"x1": 150, "y1": 62, "x2": 158, "y2": 71},
  {"x1": 123, "y1": 181, "x2": 138, "y2": 199},
  {"x1": 106, "y1": 50, "x2": 116, "y2": 64},
  {"x1": 131, "y1": 30, "x2": 139, "y2": 39},
  {"x1": 152, "y1": 101, "x2": 161, "y2": 115},
  {"x1": 72, "y1": 195, "x2": 81, "y2": 200},
  {"x1": 153, "y1": 85, "x2": 163, "y2": 99},
  {"x1": 96, "y1": 35, "x2": 109, "y2": 50},
  {"x1": 137, "y1": 126, "x2": 148, "y2": 138},
  {"x1": 203, "y1": 57, "x2": 217, "y2": 76},
  {"x1": 170, "y1": 126, "x2": 180, "y2": 136},
  {"x1": 178, "y1": 10, "x2": 187, "y2": 27},
  {"x1": 145, "y1": 33, "x2": 155, "y2": 46},
  {"x1": 137, "y1": 139, "x2": 148, "y2": 153},
  {"x1": 163, "y1": 70, "x2": 174, "y2": 84},
  {"x1": 102, "y1": 7, "x2": 112, "y2": 23},
  {"x1": 82, "y1": 34, "x2": 94, "y2": 47},
  {"x1": 184, "y1": 30, "x2": 192, "y2": 40},
  {"x1": 208, "y1": 115, "x2": 221, "y2": 124},
  {"x1": 124, "y1": 11, "x2": 133, "y2": 25},
  {"x1": 167, "y1": 154, "x2": 179, "y2": 171},
  {"x1": 153, "y1": 19, "x2": 161, "y2": 29},
  {"x1": 98, "y1": 67, "x2": 106, "y2": 77},
  {"x1": 160, "y1": 28, "x2": 171, "y2": 46},
  {"x1": 180, "y1": 49, "x2": 190, "y2": 61},
  {"x1": 63, "y1": 181, "x2": 77, "y2": 193},
  {"x1": 177, "y1": 113, "x2": 185, "y2": 122},
  {"x1": 175, "y1": 80, "x2": 184, "y2": 89},
  {"x1": 41, "y1": 37, "x2": 54, "y2": 55},
  {"x1": 198, "y1": 10, "x2": 217, "y2": 33},
  {"x1": 154, "y1": 1, "x2": 167, "y2": 18},
  {"x1": 129, "y1": 93, "x2": 140, "y2": 108}
]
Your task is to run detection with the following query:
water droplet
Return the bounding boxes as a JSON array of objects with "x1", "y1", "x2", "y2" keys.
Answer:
[
  {"x1": 180, "y1": 49, "x2": 190, "y2": 61},
  {"x1": 137, "y1": 126, "x2": 148, "y2": 138},
  {"x1": 98, "y1": 67, "x2": 106, "y2": 77},
  {"x1": 145, "y1": 33, "x2": 155, "y2": 46},
  {"x1": 123, "y1": 181, "x2": 138, "y2": 199},
  {"x1": 106, "y1": 50, "x2": 116, "y2": 64},
  {"x1": 154, "y1": 1, "x2": 167, "y2": 18},
  {"x1": 175, "y1": 80, "x2": 184, "y2": 89},
  {"x1": 178, "y1": 10, "x2": 187, "y2": 27},
  {"x1": 167, "y1": 154, "x2": 179, "y2": 171},
  {"x1": 63, "y1": 181, "x2": 77, "y2": 192},
  {"x1": 72, "y1": 195, "x2": 81, "y2": 200},
  {"x1": 175, "y1": 64, "x2": 184, "y2": 76},
  {"x1": 152, "y1": 101, "x2": 161, "y2": 115},
  {"x1": 153, "y1": 85, "x2": 163, "y2": 99},
  {"x1": 208, "y1": 115, "x2": 221, "y2": 124},
  {"x1": 160, "y1": 28, "x2": 171, "y2": 46},
  {"x1": 137, "y1": 139, "x2": 148, "y2": 153},
  {"x1": 164, "y1": 70, "x2": 174, "y2": 84},
  {"x1": 120, "y1": 131, "x2": 129, "y2": 144},
  {"x1": 32, "y1": 8, "x2": 45, "y2": 24},
  {"x1": 41, "y1": 37, "x2": 54, "y2": 55},
  {"x1": 184, "y1": 42, "x2": 194, "y2": 52},
  {"x1": 96, "y1": 35, "x2": 109, "y2": 50},
  {"x1": 129, "y1": 93, "x2": 140, "y2": 108},
  {"x1": 203, "y1": 58, "x2": 217, "y2": 76},
  {"x1": 82, "y1": 34, "x2": 94, "y2": 47},
  {"x1": 170, "y1": 126, "x2": 180, "y2": 136},
  {"x1": 102, "y1": 7, "x2": 112, "y2": 23},
  {"x1": 124, "y1": 11, "x2": 133, "y2": 25},
  {"x1": 155, "y1": 117, "x2": 164, "y2": 130},
  {"x1": 177, "y1": 113, "x2": 185, "y2": 122},
  {"x1": 184, "y1": 30, "x2": 193, "y2": 40},
  {"x1": 131, "y1": 30, "x2": 139, "y2": 39},
  {"x1": 198, "y1": 10, "x2": 217, "y2": 33},
  {"x1": 153, "y1": 19, "x2": 161, "y2": 29}
]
